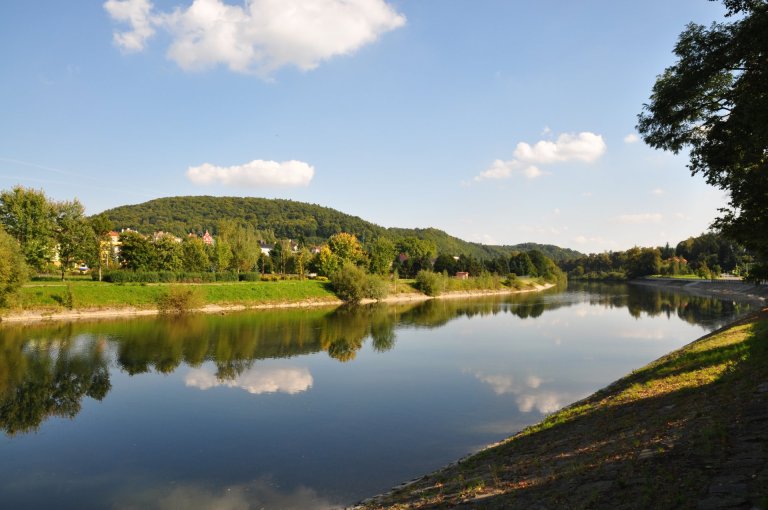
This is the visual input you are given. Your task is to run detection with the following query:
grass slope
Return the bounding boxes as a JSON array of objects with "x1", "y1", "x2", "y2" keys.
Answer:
[
  {"x1": 360, "y1": 308, "x2": 768, "y2": 509},
  {"x1": 14, "y1": 279, "x2": 339, "y2": 311}
]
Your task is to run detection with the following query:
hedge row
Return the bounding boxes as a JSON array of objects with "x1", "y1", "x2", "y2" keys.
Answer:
[{"x1": 99, "y1": 271, "x2": 262, "y2": 283}]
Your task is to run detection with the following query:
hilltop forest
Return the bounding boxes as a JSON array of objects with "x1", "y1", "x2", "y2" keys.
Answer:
[{"x1": 101, "y1": 196, "x2": 582, "y2": 261}]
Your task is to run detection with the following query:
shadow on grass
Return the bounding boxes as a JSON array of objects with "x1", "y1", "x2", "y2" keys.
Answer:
[{"x1": 376, "y1": 310, "x2": 768, "y2": 510}]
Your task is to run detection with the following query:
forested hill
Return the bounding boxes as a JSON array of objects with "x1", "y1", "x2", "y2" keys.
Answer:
[{"x1": 100, "y1": 196, "x2": 582, "y2": 260}]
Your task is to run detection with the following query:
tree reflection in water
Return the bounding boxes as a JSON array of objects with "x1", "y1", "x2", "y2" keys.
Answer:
[{"x1": 0, "y1": 283, "x2": 756, "y2": 435}]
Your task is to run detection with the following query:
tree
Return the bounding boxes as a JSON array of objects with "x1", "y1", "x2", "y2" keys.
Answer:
[
  {"x1": 328, "y1": 232, "x2": 366, "y2": 265},
  {"x1": 0, "y1": 186, "x2": 56, "y2": 271},
  {"x1": 316, "y1": 245, "x2": 341, "y2": 277},
  {"x1": 368, "y1": 237, "x2": 396, "y2": 275},
  {"x1": 0, "y1": 226, "x2": 28, "y2": 306},
  {"x1": 153, "y1": 234, "x2": 184, "y2": 272},
  {"x1": 218, "y1": 221, "x2": 260, "y2": 274},
  {"x1": 53, "y1": 199, "x2": 92, "y2": 280},
  {"x1": 119, "y1": 231, "x2": 156, "y2": 271},
  {"x1": 182, "y1": 237, "x2": 210, "y2": 272},
  {"x1": 637, "y1": 1, "x2": 768, "y2": 264},
  {"x1": 89, "y1": 214, "x2": 114, "y2": 281}
]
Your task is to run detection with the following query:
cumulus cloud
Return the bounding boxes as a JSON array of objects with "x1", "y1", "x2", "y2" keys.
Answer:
[
  {"x1": 187, "y1": 159, "x2": 314, "y2": 188},
  {"x1": 104, "y1": 0, "x2": 156, "y2": 51},
  {"x1": 186, "y1": 366, "x2": 313, "y2": 395},
  {"x1": 624, "y1": 133, "x2": 640, "y2": 144},
  {"x1": 104, "y1": 0, "x2": 406, "y2": 74},
  {"x1": 475, "y1": 131, "x2": 606, "y2": 181},
  {"x1": 616, "y1": 213, "x2": 664, "y2": 224}
]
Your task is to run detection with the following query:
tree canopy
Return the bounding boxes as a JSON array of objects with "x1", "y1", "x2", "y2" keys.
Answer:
[{"x1": 637, "y1": 0, "x2": 768, "y2": 264}]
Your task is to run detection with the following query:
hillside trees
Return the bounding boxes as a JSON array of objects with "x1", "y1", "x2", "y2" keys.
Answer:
[{"x1": 637, "y1": 0, "x2": 768, "y2": 266}]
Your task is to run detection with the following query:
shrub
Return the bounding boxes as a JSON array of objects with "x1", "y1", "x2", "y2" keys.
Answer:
[
  {"x1": 239, "y1": 272, "x2": 261, "y2": 282},
  {"x1": 363, "y1": 274, "x2": 388, "y2": 301},
  {"x1": 156, "y1": 286, "x2": 204, "y2": 315},
  {"x1": 415, "y1": 270, "x2": 446, "y2": 297},
  {"x1": 331, "y1": 263, "x2": 389, "y2": 303}
]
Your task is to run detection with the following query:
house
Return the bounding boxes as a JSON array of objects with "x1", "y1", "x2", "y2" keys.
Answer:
[
  {"x1": 202, "y1": 230, "x2": 214, "y2": 245},
  {"x1": 456, "y1": 272, "x2": 469, "y2": 280},
  {"x1": 260, "y1": 241, "x2": 274, "y2": 256}
]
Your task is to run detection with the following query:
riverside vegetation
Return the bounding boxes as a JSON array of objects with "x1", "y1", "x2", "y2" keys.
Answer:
[{"x1": 0, "y1": 186, "x2": 565, "y2": 314}]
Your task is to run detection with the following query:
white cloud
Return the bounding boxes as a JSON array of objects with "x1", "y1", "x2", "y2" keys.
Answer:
[
  {"x1": 104, "y1": 0, "x2": 156, "y2": 51},
  {"x1": 514, "y1": 132, "x2": 606, "y2": 164},
  {"x1": 186, "y1": 366, "x2": 313, "y2": 394},
  {"x1": 616, "y1": 213, "x2": 664, "y2": 224},
  {"x1": 475, "y1": 131, "x2": 605, "y2": 181},
  {"x1": 187, "y1": 159, "x2": 314, "y2": 187},
  {"x1": 652, "y1": 188, "x2": 664, "y2": 195},
  {"x1": 624, "y1": 133, "x2": 640, "y2": 144},
  {"x1": 105, "y1": 0, "x2": 406, "y2": 74}
]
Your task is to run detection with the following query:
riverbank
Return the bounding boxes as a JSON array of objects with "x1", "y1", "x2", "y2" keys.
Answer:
[
  {"x1": 630, "y1": 277, "x2": 768, "y2": 302},
  {"x1": 354, "y1": 305, "x2": 768, "y2": 509},
  {"x1": 0, "y1": 281, "x2": 555, "y2": 324}
]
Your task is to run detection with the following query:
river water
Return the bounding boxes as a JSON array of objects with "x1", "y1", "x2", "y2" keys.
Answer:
[{"x1": 0, "y1": 282, "x2": 758, "y2": 509}]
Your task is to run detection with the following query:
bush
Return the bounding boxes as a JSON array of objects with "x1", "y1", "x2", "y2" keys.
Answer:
[
  {"x1": 156, "y1": 286, "x2": 204, "y2": 315},
  {"x1": 415, "y1": 270, "x2": 446, "y2": 297},
  {"x1": 239, "y1": 272, "x2": 261, "y2": 282},
  {"x1": 331, "y1": 263, "x2": 389, "y2": 303}
]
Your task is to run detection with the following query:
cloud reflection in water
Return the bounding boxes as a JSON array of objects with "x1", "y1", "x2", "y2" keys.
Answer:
[{"x1": 186, "y1": 366, "x2": 313, "y2": 395}]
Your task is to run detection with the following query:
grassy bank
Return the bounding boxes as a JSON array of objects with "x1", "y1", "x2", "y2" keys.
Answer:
[
  {"x1": 13, "y1": 279, "x2": 340, "y2": 311},
  {"x1": 359, "y1": 307, "x2": 768, "y2": 509}
]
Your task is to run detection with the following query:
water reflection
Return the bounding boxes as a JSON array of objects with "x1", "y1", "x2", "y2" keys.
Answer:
[
  {"x1": 186, "y1": 366, "x2": 314, "y2": 395},
  {"x1": 0, "y1": 283, "x2": 756, "y2": 436}
]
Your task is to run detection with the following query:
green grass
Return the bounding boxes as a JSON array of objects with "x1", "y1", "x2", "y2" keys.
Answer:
[{"x1": 13, "y1": 279, "x2": 338, "y2": 311}]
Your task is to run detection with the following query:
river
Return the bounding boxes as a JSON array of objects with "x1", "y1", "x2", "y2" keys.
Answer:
[{"x1": 0, "y1": 282, "x2": 759, "y2": 509}]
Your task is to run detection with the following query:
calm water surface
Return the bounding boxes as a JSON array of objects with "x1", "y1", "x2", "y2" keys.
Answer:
[{"x1": 0, "y1": 283, "x2": 758, "y2": 509}]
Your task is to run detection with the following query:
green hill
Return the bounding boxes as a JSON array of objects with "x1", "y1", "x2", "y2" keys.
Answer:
[{"x1": 100, "y1": 196, "x2": 582, "y2": 260}]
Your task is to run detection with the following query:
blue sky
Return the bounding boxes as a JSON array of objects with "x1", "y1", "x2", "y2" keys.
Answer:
[{"x1": 0, "y1": 0, "x2": 728, "y2": 253}]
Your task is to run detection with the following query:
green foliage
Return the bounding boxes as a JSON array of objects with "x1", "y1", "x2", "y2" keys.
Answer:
[
  {"x1": 0, "y1": 227, "x2": 28, "y2": 306},
  {"x1": 330, "y1": 262, "x2": 389, "y2": 303},
  {"x1": 54, "y1": 199, "x2": 92, "y2": 280},
  {"x1": 155, "y1": 286, "x2": 204, "y2": 315},
  {"x1": 368, "y1": 237, "x2": 396, "y2": 275},
  {"x1": 415, "y1": 270, "x2": 447, "y2": 297},
  {"x1": 637, "y1": 1, "x2": 768, "y2": 264},
  {"x1": 328, "y1": 232, "x2": 366, "y2": 265},
  {"x1": 182, "y1": 237, "x2": 210, "y2": 272},
  {"x1": 218, "y1": 220, "x2": 260, "y2": 273},
  {"x1": 100, "y1": 196, "x2": 583, "y2": 261},
  {"x1": 0, "y1": 185, "x2": 57, "y2": 271}
]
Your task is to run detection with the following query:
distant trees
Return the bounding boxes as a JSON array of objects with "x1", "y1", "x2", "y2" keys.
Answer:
[{"x1": 559, "y1": 231, "x2": 751, "y2": 280}]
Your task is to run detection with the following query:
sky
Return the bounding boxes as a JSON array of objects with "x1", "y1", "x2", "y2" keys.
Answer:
[{"x1": 0, "y1": 0, "x2": 730, "y2": 254}]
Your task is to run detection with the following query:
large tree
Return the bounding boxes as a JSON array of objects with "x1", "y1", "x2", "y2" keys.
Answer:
[
  {"x1": 0, "y1": 226, "x2": 28, "y2": 306},
  {"x1": 0, "y1": 186, "x2": 56, "y2": 271},
  {"x1": 54, "y1": 199, "x2": 92, "y2": 280},
  {"x1": 637, "y1": 0, "x2": 768, "y2": 264}
]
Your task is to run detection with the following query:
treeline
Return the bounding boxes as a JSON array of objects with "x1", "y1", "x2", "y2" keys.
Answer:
[
  {"x1": 0, "y1": 186, "x2": 566, "y2": 305},
  {"x1": 559, "y1": 232, "x2": 754, "y2": 280},
  {"x1": 101, "y1": 196, "x2": 583, "y2": 261}
]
